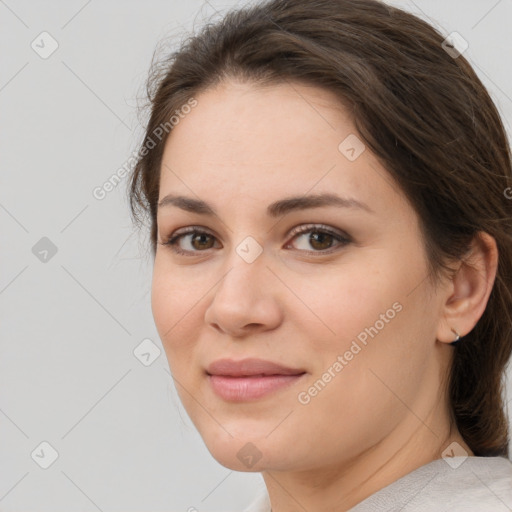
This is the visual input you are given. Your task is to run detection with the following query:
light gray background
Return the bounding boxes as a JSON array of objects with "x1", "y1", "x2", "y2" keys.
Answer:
[{"x1": 1, "y1": 0, "x2": 511, "y2": 511}]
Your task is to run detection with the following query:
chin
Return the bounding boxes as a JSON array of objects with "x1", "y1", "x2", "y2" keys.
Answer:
[
  {"x1": 198, "y1": 427, "x2": 274, "y2": 471},
  {"x1": 202, "y1": 425, "x2": 309, "y2": 473}
]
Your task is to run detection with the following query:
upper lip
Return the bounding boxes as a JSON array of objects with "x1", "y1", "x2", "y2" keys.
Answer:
[{"x1": 206, "y1": 358, "x2": 306, "y2": 377}]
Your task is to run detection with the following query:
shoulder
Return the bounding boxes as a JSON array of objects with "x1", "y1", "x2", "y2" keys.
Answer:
[{"x1": 349, "y1": 456, "x2": 512, "y2": 512}]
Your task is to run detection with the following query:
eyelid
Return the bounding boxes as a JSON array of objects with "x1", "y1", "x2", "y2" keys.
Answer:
[{"x1": 287, "y1": 223, "x2": 349, "y2": 241}]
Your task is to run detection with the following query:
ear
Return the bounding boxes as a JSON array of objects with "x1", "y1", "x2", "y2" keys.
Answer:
[{"x1": 436, "y1": 231, "x2": 498, "y2": 345}]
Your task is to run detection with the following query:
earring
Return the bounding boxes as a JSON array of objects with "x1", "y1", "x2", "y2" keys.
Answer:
[{"x1": 450, "y1": 327, "x2": 460, "y2": 346}]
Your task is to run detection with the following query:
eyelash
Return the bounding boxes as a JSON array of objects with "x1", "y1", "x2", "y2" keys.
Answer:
[{"x1": 159, "y1": 224, "x2": 352, "y2": 257}]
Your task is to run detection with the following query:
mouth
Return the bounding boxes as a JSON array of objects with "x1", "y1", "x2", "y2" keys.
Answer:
[{"x1": 205, "y1": 358, "x2": 307, "y2": 401}]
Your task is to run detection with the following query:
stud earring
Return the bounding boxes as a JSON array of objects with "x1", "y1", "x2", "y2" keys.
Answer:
[{"x1": 450, "y1": 327, "x2": 461, "y2": 346}]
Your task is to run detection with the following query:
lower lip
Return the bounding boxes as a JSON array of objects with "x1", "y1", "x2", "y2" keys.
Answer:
[{"x1": 207, "y1": 373, "x2": 306, "y2": 401}]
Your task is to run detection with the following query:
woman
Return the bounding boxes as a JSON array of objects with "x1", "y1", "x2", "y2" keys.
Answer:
[{"x1": 128, "y1": 0, "x2": 512, "y2": 510}]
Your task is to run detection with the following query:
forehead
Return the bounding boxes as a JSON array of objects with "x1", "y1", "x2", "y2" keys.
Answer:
[
  {"x1": 158, "y1": 80, "x2": 408, "y2": 218},
  {"x1": 162, "y1": 80, "x2": 349, "y2": 169}
]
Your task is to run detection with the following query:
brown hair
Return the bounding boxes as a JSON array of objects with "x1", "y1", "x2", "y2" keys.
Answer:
[{"x1": 128, "y1": 0, "x2": 512, "y2": 457}]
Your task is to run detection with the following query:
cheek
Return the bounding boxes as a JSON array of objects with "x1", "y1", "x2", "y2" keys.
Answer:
[
  {"x1": 302, "y1": 258, "x2": 431, "y2": 416},
  {"x1": 150, "y1": 262, "x2": 201, "y2": 369},
  {"x1": 291, "y1": 260, "x2": 395, "y2": 346},
  {"x1": 151, "y1": 266, "x2": 175, "y2": 339},
  {"x1": 298, "y1": 250, "x2": 425, "y2": 390}
]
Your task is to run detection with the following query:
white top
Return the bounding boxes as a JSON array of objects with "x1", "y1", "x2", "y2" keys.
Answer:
[{"x1": 243, "y1": 456, "x2": 512, "y2": 511}]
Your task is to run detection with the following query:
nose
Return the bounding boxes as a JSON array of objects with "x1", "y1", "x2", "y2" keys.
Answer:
[{"x1": 204, "y1": 249, "x2": 283, "y2": 338}]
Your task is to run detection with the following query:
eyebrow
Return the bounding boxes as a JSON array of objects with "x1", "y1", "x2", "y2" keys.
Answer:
[{"x1": 157, "y1": 192, "x2": 375, "y2": 217}]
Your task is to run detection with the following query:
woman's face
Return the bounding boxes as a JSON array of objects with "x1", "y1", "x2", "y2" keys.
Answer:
[{"x1": 152, "y1": 79, "x2": 448, "y2": 472}]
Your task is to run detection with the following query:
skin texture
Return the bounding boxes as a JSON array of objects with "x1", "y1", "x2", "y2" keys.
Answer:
[{"x1": 151, "y1": 79, "x2": 498, "y2": 511}]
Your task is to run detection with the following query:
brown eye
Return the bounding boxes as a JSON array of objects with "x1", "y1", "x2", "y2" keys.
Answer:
[
  {"x1": 308, "y1": 231, "x2": 335, "y2": 250},
  {"x1": 160, "y1": 228, "x2": 220, "y2": 256},
  {"x1": 160, "y1": 224, "x2": 351, "y2": 257},
  {"x1": 189, "y1": 232, "x2": 215, "y2": 250},
  {"x1": 287, "y1": 224, "x2": 351, "y2": 254}
]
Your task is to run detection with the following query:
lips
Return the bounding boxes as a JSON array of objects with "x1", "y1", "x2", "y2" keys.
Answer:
[
  {"x1": 206, "y1": 358, "x2": 307, "y2": 402},
  {"x1": 206, "y1": 357, "x2": 306, "y2": 377}
]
